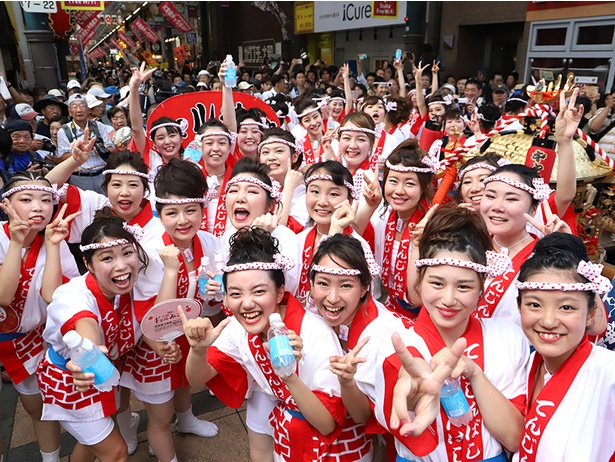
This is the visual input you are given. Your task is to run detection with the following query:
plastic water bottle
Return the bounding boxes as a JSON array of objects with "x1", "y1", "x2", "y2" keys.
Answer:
[
  {"x1": 63, "y1": 330, "x2": 120, "y2": 392},
  {"x1": 328, "y1": 118, "x2": 339, "y2": 131},
  {"x1": 197, "y1": 256, "x2": 211, "y2": 301},
  {"x1": 440, "y1": 377, "x2": 472, "y2": 427},
  {"x1": 358, "y1": 53, "x2": 368, "y2": 60},
  {"x1": 213, "y1": 254, "x2": 225, "y2": 302},
  {"x1": 224, "y1": 54, "x2": 237, "y2": 88},
  {"x1": 395, "y1": 49, "x2": 403, "y2": 60},
  {"x1": 183, "y1": 140, "x2": 202, "y2": 163},
  {"x1": 267, "y1": 313, "x2": 296, "y2": 377}
]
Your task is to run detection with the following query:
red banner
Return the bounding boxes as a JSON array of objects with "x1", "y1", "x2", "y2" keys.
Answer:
[
  {"x1": 48, "y1": 8, "x2": 74, "y2": 39},
  {"x1": 81, "y1": 27, "x2": 97, "y2": 46},
  {"x1": 147, "y1": 92, "x2": 280, "y2": 148},
  {"x1": 110, "y1": 37, "x2": 123, "y2": 49},
  {"x1": 131, "y1": 18, "x2": 159, "y2": 44},
  {"x1": 74, "y1": 10, "x2": 98, "y2": 24},
  {"x1": 117, "y1": 30, "x2": 136, "y2": 48},
  {"x1": 77, "y1": 15, "x2": 100, "y2": 40},
  {"x1": 159, "y1": 2, "x2": 192, "y2": 32}
]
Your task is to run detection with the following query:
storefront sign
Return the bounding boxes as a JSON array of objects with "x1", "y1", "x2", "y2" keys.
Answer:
[
  {"x1": 118, "y1": 30, "x2": 136, "y2": 48},
  {"x1": 61, "y1": 1, "x2": 104, "y2": 10},
  {"x1": 20, "y1": 1, "x2": 57, "y2": 14},
  {"x1": 294, "y1": 2, "x2": 314, "y2": 35},
  {"x1": 241, "y1": 39, "x2": 276, "y2": 66},
  {"x1": 110, "y1": 37, "x2": 123, "y2": 50},
  {"x1": 159, "y1": 1, "x2": 193, "y2": 33},
  {"x1": 131, "y1": 18, "x2": 159, "y2": 44},
  {"x1": 314, "y1": 1, "x2": 406, "y2": 33},
  {"x1": 76, "y1": 14, "x2": 99, "y2": 39}
]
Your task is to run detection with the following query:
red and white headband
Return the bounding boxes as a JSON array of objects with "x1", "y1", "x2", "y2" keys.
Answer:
[
  {"x1": 194, "y1": 131, "x2": 237, "y2": 145},
  {"x1": 150, "y1": 120, "x2": 188, "y2": 139},
  {"x1": 415, "y1": 250, "x2": 512, "y2": 279},
  {"x1": 516, "y1": 260, "x2": 613, "y2": 295},
  {"x1": 154, "y1": 196, "x2": 209, "y2": 205},
  {"x1": 222, "y1": 253, "x2": 295, "y2": 273},
  {"x1": 123, "y1": 222, "x2": 144, "y2": 241},
  {"x1": 339, "y1": 125, "x2": 382, "y2": 138},
  {"x1": 225, "y1": 175, "x2": 282, "y2": 202},
  {"x1": 311, "y1": 264, "x2": 361, "y2": 276},
  {"x1": 257, "y1": 138, "x2": 300, "y2": 155},
  {"x1": 240, "y1": 117, "x2": 269, "y2": 130},
  {"x1": 304, "y1": 173, "x2": 362, "y2": 202},
  {"x1": 328, "y1": 96, "x2": 346, "y2": 104},
  {"x1": 483, "y1": 175, "x2": 552, "y2": 202},
  {"x1": 80, "y1": 238, "x2": 130, "y2": 252},
  {"x1": 458, "y1": 158, "x2": 511, "y2": 181},
  {"x1": 386, "y1": 142, "x2": 439, "y2": 174},
  {"x1": 311, "y1": 235, "x2": 381, "y2": 277},
  {"x1": 103, "y1": 169, "x2": 154, "y2": 182},
  {"x1": 2, "y1": 183, "x2": 68, "y2": 201},
  {"x1": 297, "y1": 100, "x2": 326, "y2": 119}
]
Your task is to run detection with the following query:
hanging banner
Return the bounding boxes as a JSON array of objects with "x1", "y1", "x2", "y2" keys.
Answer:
[
  {"x1": 118, "y1": 30, "x2": 136, "y2": 48},
  {"x1": 147, "y1": 92, "x2": 280, "y2": 149},
  {"x1": 140, "y1": 50, "x2": 159, "y2": 66},
  {"x1": 110, "y1": 37, "x2": 123, "y2": 49},
  {"x1": 77, "y1": 14, "x2": 100, "y2": 40},
  {"x1": 74, "y1": 9, "x2": 98, "y2": 24},
  {"x1": 61, "y1": 1, "x2": 104, "y2": 11},
  {"x1": 81, "y1": 27, "x2": 97, "y2": 46},
  {"x1": 159, "y1": 1, "x2": 193, "y2": 32},
  {"x1": 131, "y1": 18, "x2": 159, "y2": 44}
]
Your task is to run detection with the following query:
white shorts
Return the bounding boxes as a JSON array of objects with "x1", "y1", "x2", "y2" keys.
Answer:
[
  {"x1": 133, "y1": 389, "x2": 174, "y2": 405},
  {"x1": 245, "y1": 390, "x2": 276, "y2": 436},
  {"x1": 14, "y1": 374, "x2": 40, "y2": 396},
  {"x1": 61, "y1": 417, "x2": 115, "y2": 446}
]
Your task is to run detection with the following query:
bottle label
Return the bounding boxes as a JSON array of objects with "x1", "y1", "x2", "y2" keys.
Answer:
[
  {"x1": 269, "y1": 335, "x2": 294, "y2": 367},
  {"x1": 83, "y1": 356, "x2": 117, "y2": 385},
  {"x1": 440, "y1": 388, "x2": 470, "y2": 418},
  {"x1": 198, "y1": 276, "x2": 209, "y2": 294},
  {"x1": 213, "y1": 274, "x2": 225, "y2": 293}
]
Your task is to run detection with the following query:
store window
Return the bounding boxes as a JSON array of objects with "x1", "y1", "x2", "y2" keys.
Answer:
[
  {"x1": 535, "y1": 27, "x2": 567, "y2": 47},
  {"x1": 577, "y1": 24, "x2": 614, "y2": 45}
]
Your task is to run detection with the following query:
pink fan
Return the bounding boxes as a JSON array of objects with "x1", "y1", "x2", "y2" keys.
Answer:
[{"x1": 141, "y1": 298, "x2": 202, "y2": 343}]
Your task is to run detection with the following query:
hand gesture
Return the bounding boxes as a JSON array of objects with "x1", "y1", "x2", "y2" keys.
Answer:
[
  {"x1": 321, "y1": 127, "x2": 340, "y2": 162},
  {"x1": 468, "y1": 110, "x2": 481, "y2": 135},
  {"x1": 390, "y1": 332, "x2": 466, "y2": 436},
  {"x1": 0, "y1": 199, "x2": 31, "y2": 245},
  {"x1": 252, "y1": 211, "x2": 280, "y2": 233},
  {"x1": 288, "y1": 330, "x2": 303, "y2": 362},
  {"x1": 129, "y1": 62, "x2": 157, "y2": 90},
  {"x1": 329, "y1": 336, "x2": 369, "y2": 386},
  {"x1": 431, "y1": 60, "x2": 440, "y2": 75},
  {"x1": 159, "y1": 244, "x2": 181, "y2": 272},
  {"x1": 45, "y1": 203, "x2": 81, "y2": 246},
  {"x1": 555, "y1": 87, "x2": 583, "y2": 141},
  {"x1": 284, "y1": 158, "x2": 304, "y2": 192},
  {"x1": 523, "y1": 199, "x2": 572, "y2": 236},
  {"x1": 410, "y1": 204, "x2": 439, "y2": 247},
  {"x1": 179, "y1": 305, "x2": 230, "y2": 352},
  {"x1": 159, "y1": 340, "x2": 182, "y2": 364},
  {"x1": 362, "y1": 167, "x2": 382, "y2": 208},
  {"x1": 430, "y1": 346, "x2": 479, "y2": 381},
  {"x1": 413, "y1": 61, "x2": 429, "y2": 80},
  {"x1": 331, "y1": 200, "x2": 358, "y2": 233},
  {"x1": 70, "y1": 126, "x2": 96, "y2": 162}
]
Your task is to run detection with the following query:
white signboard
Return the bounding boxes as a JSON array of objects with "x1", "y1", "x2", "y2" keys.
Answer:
[
  {"x1": 574, "y1": 76, "x2": 599, "y2": 84},
  {"x1": 20, "y1": 1, "x2": 57, "y2": 13},
  {"x1": 314, "y1": 1, "x2": 406, "y2": 33}
]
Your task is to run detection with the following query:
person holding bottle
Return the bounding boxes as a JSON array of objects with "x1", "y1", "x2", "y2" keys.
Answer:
[
  {"x1": 36, "y1": 211, "x2": 179, "y2": 462},
  {"x1": 180, "y1": 226, "x2": 365, "y2": 462},
  {"x1": 373, "y1": 205, "x2": 529, "y2": 462}
]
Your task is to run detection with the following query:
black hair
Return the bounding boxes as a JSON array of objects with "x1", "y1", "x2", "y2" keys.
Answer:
[
  {"x1": 304, "y1": 161, "x2": 354, "y2": 201},
  {"x1": 150, "y1": 116, "x2": 182, "y2": 140},
  {"x1": 229, "y1": 156, "x2": 277, "y2": 208},
  {"x1": 260, "y1": 128, "x2": 302, "y2": 168},
  {"x1": 385, "y1": 96, "x2": 410, "y2": 125},
  {"x1": 518, "y1": 232, "x2": 596, "y2": 310},
  {"x1": 3, "y1": 171, "x2": 52, "y2": 194},
  {"x1": 309, "y1": 234, "x2": 372, "y2": 302},
  {"x1": 81, "y1": 207, "x2": 149, "y2": 269},
  {"x1": 154, "y1": 158, "x2": 208, "y2": 214},
  {"x1": 486, "y1": 163, "x2": 541, "y2": 207},
  {"x1": 478, "y1": 103, "x2": 502, "y2": 130},
  {"x1": 340, "y1": 112, "x2": 376, "y2": 146},
  {"x1": 416, "y1": 204, "x2": 493, "y2": 288},
  {"x1": 295, "y1": 97, "x2": 320, "y2": 120},
  {"x1": 223, "y1": 227, "x2": 285, "y2": 289},
  {"x1": 465, "y1": 77, "x2": 482, "y2": 89},
  {"x1": 197, "y1": 117, "x2": 230, "y2": 135},
  {"x1": 102, "y1": 150, "x2": 150, "y2": 194},
  {"x1": 237, "y1": 107, "x2": 268, "y2": 127},
  {"x1": 456, "y1": 152, "x2": 503, "y2": 201}
]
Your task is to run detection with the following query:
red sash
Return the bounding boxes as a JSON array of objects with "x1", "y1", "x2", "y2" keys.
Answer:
[
  {"x1": 161, "y1": 232, "x2": 204, "y2": 301},
  {"x1": 381, "y1": 207, "x2": 424, "y2": 314},
  {"x1": 301, "y1": 136, "x2": 324, "y2": 165},
  {"x1": 206, "y1": 166, "x2": 232, "y2": 238},
  {"x1": 414, "y1": 309, "x2": 486, "y2": 461},
  {"x1": 127, "y1": 199, "x2": 154, "y2": 228},
  {"x1": 519, "y1": 338, "x2": 592, "y2": 462},
  {"x1": 84, "y1": 273, "x2": 135, "y2": 361},
  {"x1": 298, "y1": 226, "x2": 353, "y2": 302},
  {"x1": 476, "y1": 237, "x2": 538, "y2": 318},
  {"x1": 0, "y1": 224, "x2": 43, "y2": 333},
  {"x1": 287, "y1": 215, "x2": 304, "y2": 234}
]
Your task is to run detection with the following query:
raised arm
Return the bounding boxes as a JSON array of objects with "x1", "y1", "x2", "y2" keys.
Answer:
[
  {"x1": 413, "y1": 62, "x2": 429, "y2": 118},
  {"x1": 219, "y1": 59, "x2": 237, "y2": 133},
  {"x1": 0, "y1": 201, "x2": 30, "y2": 306},
  {"x1": 430, "y1": 60, "x2": 440, "y2": 94},
  {"x1": 129, "y1": 62, "x2": 157, "y2": 155},
  {"x1": 394, "y1": 57, "x2": 406, "y2": 98},
  {"x1": 341, "y1": 64, "x2": 354, "y2": 114},
  {"x1": 45, "y1": 128, "x2": 95, "y2": 186}
]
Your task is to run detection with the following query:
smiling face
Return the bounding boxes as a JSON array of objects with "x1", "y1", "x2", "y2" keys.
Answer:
[
  {"x1": 444, "y1": 116, "x2": 466, "y2": 137},
  {"x1": 383, "y1": 170, "x2": 423, "y2": 218},
  {"x1": 419, "y1": 251, "x2": 482, "y2": 341},
  {"x1": 225, "y1": 269, "x2": 285, "y2": 335},
  {"x1": 201, "y1": 129, "x2": 231, "y2": 174},
  {"x1": 429, "y1": 103, "x2": 446, "y2": 121},
  {"x1": 328, "y1": 100, "x2": 344, "y2": 119},
  {"x1": 225, "y1": 174, "x2": 272, "y2": 229},
  {"x1": 153, "y1": 126, "x2": 183, "y2": 162},
  {"x1": 519, "y1": 270, "x2": 595, "y2": 372},
  {"x1": 338, "y1": 123, "x2": 372, "y2": 172},
  {"x1": 363, "y1": 103, "x2": 386, "y2": 125},
  {"x1": 86, "y1": 241, "x2": 139, "y2": 301},
  {"x1": 259, "y1": 142, "x2": 297, "y2": 185},
  {"x1": 8, "y1": 184, "x2": 54, "y2": 233},
  {"x1": 41, "y1": 104, "x2": 62, "y2": 122},
  {"x1": 310, "y1": 254, "x2": 368, "y2": 327},
  {"x1": 106, "y1": 166, "x2": 146, "y2": 221},
  {"x1": 459, "y1": 167, "x2": 492, "y2": 210},
  {"x1": 158, "y1": 199, "x2": 203, "y2": 248},
  {"x1": 237, "y1": 122, "x2": 262, "y2": 157},
  {"x1": 305, "y1": 177, "x2": 351, "y2": 231},
  {"x1": 479, "y1": 172, "x2": 535, "y2": 242},
  {"x1": 300, "y1": 110, "x2": 323, "y2": 139},
  {"x1": 9, "y1": 130, "x2": 33, "y2": 154}
]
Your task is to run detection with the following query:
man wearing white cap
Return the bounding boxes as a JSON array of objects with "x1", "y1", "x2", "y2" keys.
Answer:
[
  {"x1": 57, "y1": 93, "x2": 113, "y2": 193},
  {"x1": 66, "y1": 79, "x2": 82, "y2": 97}
]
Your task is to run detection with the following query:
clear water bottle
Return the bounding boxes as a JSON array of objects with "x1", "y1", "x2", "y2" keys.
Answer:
[
  {"x1": 224, "y1": 54, "x2": 237, "y2": 88},
  {"x1": 328, "y1": 118, "x2": 339, "y2": 131},
  {"x1": 63, "y1": 330, "x2": 120, "y2": 392},
  {"x1": 440, "y1": 377, "x2": 472, "y2": 427},
  {"x1": 358, "y1": 53, "x2": 368, "y2": 60},
  {"x1": 267, "y1": 313, "x2": 296, "y2": 377},
  {"x1": 213, "y1": 254, "x2": 225, "y2": 302},
  {"x1": 197, "y1": 256, "x2": 211, "y2": 301},
  {"x1": 183, "y1": 140, "x2": 202, "y2": 163},
  {"x1": 395, "y1": 49, "x2": 403, "y2": 60}
]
